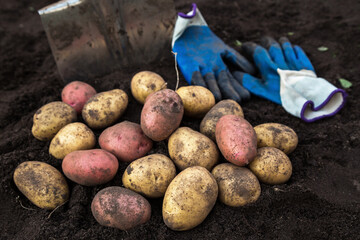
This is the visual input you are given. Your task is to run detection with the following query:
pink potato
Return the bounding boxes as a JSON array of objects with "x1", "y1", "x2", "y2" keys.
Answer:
[
  {"x1": 62, "y1": 149, "x2": 118, "y2": 186},
  {"x1": 91, "y1": 186, "x2": 151, "y2": 230},
  {"x1": 140, "y1": 89, "x2": 184, "y2": 141},
  {"x1": 215, "y1": 115, "x2": 257, "y2": 166},
  {"x1": 61, "y1": 81, "x2": 96, "y2": 114},
  {"x1": 99, "y1": 121, "x2": 153, "y2": 162}
]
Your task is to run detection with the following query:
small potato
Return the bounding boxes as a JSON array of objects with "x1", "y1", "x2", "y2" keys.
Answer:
[
  {"x1": 122, "y1": 154, "x2": 176, "y2": 198},
  {"x1": 249, "y1": 147, "x2": 292, "y2": 185},
  {"x1": 13, "y1": 161, "x2": 69, "y2": 210},
  {"x1": 176, "y1": 86, "x2": 215, "y2": 118},
  {"x1": 49, "y1": 122, "x2": 96, "y2": 159},
  {"x1": 82, "y1": 89, "x2": 128, "y2": 129},
  {"x1": 162, "y1": 166, "x2": 218, "y2": 231},
  {"x1": 62, "y1": 149, "x2": 118, "y2": 186},
  {"x1": 131, "y1": 71, "x2": 167, "y2": 104},
  {"x1": 200, "y1": 99, "x2": 244, "y2": 141},
  {"x1": 91, "y1": 186, "x2": 151, "y2": 230},
  {"x1": 99, "y1": 121, "x2": 153, "y2": 162},
  {"x1": 32, "y1": 101, "x2": 77, "y2": 141},
  {"x1": 61, "y1": 81, "x2": 97, "y2": 114},
  {"x1": 168, "y1": 127, "x2": 219, "y2": 171},
  {"x1": 141, "y1": 89, "x2": 184, "y2": 141},
  {"x1": 254, "y1": 123, "x2": 298, "y2": 154},
  {"x1": 216, "y1": 115, "x2": 257, "y2": 166},
  {"x1": 211, "y1": 163, "x2": 261, "y2": 207}
]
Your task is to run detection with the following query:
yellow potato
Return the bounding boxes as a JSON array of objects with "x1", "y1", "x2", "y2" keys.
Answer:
[
  {"x1": 254, "y1": 123, "x2": 298, "y2": 154},
  {"x1": 32, "y1": 101, "x2": 77, "y2": 141},
  {"x1": 168, "y1": 127, "x2": 219, "y2": 171},
  {"x1": 49, "y1": 122, "x2": 96, "y2": 159},
  {"x1": 211, "y1": 163, "x2": 261, "y2": 207},
  {"x1": 176, "y1": 86, "x2": 215, "y2": 118},
  {"x1": 162, "y1": 166, "x2": 218, "y2": 231},
  {"x1": 131, "y1": 71, "x2": 167, "y2": 104},
  {"x1": 249, "y1": 147, "x2": 292, "y2": 185},
  {"x1": 122, "y1": 154, "x2": 177, "y2": 198},
  {"x1": 82, "y1": 89, "x2": 128, "y2": 129},
  {"x1": 13, "y1": 161, "x2": 69, "y2": 210},
  {"x1": 200, "y1": 99, "x2": 244, "y2": 141}
]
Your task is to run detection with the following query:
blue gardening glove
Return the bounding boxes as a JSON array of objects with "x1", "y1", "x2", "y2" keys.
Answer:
[
  {"x1": 233, "y1": 36, "x2": 347, "y2": 122},
  {"x1": 172, "y1": 3, "x2": 255, "y2": 103}
]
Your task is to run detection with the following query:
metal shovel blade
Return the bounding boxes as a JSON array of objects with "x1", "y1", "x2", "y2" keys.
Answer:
[{"x1": 38, "y1": 0, "x2": 176, "y2": 83}]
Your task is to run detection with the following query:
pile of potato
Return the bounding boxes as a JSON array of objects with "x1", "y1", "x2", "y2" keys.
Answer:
[{"x1": 14, "y1": 71, "x2": 298, "y2": 232}]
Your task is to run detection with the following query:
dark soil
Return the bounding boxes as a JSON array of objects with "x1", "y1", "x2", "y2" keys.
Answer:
[{"x1": 1, "y1": 0, "x2": 359, "y2": 239}]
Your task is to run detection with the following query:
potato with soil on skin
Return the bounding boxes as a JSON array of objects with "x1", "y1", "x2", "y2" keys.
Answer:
[
  {"x1": 168, "y1": 127, "x2": 219, "y2": 171},
  {"x1": 175, "y1": 86, "x2": 215, "y2": 118},
  {"x1": 61, "y1": 81, "x2": 97, "y2": 114},
  {"x1": 122, "y1": 154, "x2": 176, "y2": 198},
  {"x1": 216, "y1": 115, "x2": 257, "y2": 166},
  {"x1": 49, "y1": 122, "x2": 96, "y2": 159},
  {"x1": 99, "y1": 121, "x2": 153, "y2": 162},
  {"x1": 13, "y1": 161, "x2": 69, "y2": 210},
  {"x1": 254, "y1": 123, "x2": 298, "y2": 154},
  {"x1": 62, "y1": 149, "x2": 118, "y2": 186},
  {"x1": 162, "y1": 166, "x2": 218, "y2": 231},
  {"x1": 32, "y1": 101, "x2": 77, "y2": 141},
  {"x1": 141, "y1": 89, "x2": 184, "y2": 141},
  {"x1": 131, "y1": 71, "x2": 167, "y2": 104},
  {"x1": 211, "y1": 163, "x2": 261, "y2": 207},
  {"x1": 200, "y1": 99, "x2": 244, "y2": 142},
  {"x1": 249, "y1": 147, "x2": 293, "y2": 185},
  {"x1": 91, "y1": 186, "x2": 151, "y2": 231},
  {"x1": 82, "y1": 89, "x2": 128, "y2": 129}
]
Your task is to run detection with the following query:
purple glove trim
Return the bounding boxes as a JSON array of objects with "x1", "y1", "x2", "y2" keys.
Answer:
[
  {"x1": 178, "y1": 3, "x2": 197, "y2": 18},
  {"x1": 300, "y1": 89, "x2": 348, "y2": 122}
]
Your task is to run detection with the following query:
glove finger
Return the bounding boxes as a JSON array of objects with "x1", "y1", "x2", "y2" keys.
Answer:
[
  {"x1": 217, "y1": 70, "x2": 241, "y2": 102},
  {"x1": 279, "y1": 37, "x2": 305, "y2": 71},
  {"x1": 203, "y1": 72, "x2": 222, "y2": 101},
  {"x1": 260, "y1": 36, "x2": 289, "y2": 70},
  {"x1": 222, "y1": 49, "x2": 256, "y2": 75},
  {"x1": 293, "y1": 45, "x2": 315, "y2": 72},
  {"x1": 227, "y1": 71, "x2": 251, "y2": 102}
]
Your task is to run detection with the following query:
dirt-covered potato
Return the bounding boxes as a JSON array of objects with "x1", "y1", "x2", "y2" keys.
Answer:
[
  {"x1": 49, "y1": 122, "x2": 96, "y2": 159},
  {"x1": 176, "y1": 86, "x2": 215, "y2": 118},
  {"x1": 13, "y1": 161, "x2": 69, "y2": 210},
  {"x1": 61, "y1": 81, "x2": 97, "y2": 114},
  {"x1": 168, "y1": 127, "x2": 219, "y2": 171},
  {"x1": 82, "y1": 89, "x2": 128, "y2": 129},
  {"x1": 254, "y1": 123, "x2": 298, "y2": 154},
  {"x1": 91, "y1": 186, "x2": 151, "y2": 230},
  {"x1": 162, "y1": 166, "x2": 218, "y2": 231},
  {"x1": 141, "y1": 89, "x2": 184, "y2": 141},
  {"x1": 211, "y1": 163, "x2": 261, "y2": 207},
  {"x1": 122, "y1": 154, "x2": 176, "y2": 198},
  {"x1": 131, "y1": 71, "x2": 167, "y2": 104},
  {"x1": 32, "y1": 101, "x2": 77, "y2": 141},
  {"x1": 249, "y1": 147, "x2": 293, "y2": 185},
  {"x1": 200, "y1": 99, "x2": 244, "y2": 141}
]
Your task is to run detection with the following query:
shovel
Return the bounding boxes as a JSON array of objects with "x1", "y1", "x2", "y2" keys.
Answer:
[{"x1": 38, "y1": 0, "x2": 176, "y2": 83}]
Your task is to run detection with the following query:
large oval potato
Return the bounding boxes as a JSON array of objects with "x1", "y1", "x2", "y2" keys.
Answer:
[
  {"x1": 61, "y1": 81, "x2": 97, "y2": 114},
  {"x1": 91, "y1": 186, "x2": 151, "y2": 230},
  {"x1": 168, "y1": 127, "x2": 219, "y2": 171},
  {"x1": 82, "y1": 89, "x2": 128, "y2": 129},
  {"x1": 32, "y1": 101, "x2": 77, "y2": 141},
  {"x1": 13, "y1": 161, "x2": 69, "y2": 210},
  {"x1": 254, "y1": 123, "x2": 298, "y2": 154},
  {"x1": 62, "y1": 149, "x2": 118, "y2": 186},
  {"x1": 162, "y1": 166, "x2": 218, "y2": 231},
  {"x1": 200, "y1": 99, "x2": 244, "y2": 141},
  {"x1": 216, "y1": 115, "x2": 257, "y2": 166},
  {"x1": 49, "y1": 122, "x2": 96, "y2": 159},
  {"x1": 122, "y1": 154, "x2": 176, "y2": 198},
  {"x1": 131, "y1": 71, "x2": 167, "y2": 104},
  {"x1": 249, "y1": 147, "x2": 293, "y2": 185},
  {"x1": 211, "y1": 163, "x2": 261, "y2": 207},
  {"x1": 141, "y1": 89, "x2": 184, "y2": 141}
]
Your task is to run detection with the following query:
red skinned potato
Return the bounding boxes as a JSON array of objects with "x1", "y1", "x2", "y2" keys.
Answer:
[
  {"x1": 216, "y1": 115, "x2": 257, "y2": 166},
  {"x1": 91, "y1": 186, "x2": 151, "y2": 230},
  {"x1": 141, "y1": 89, "x2": 184, "y2": 141},
  {"x1": 61, "y1": 81, "x2": 96, "y2": 114},
  {"x1": 62, "y1": 149, "x2": 118, "y2": 186},
  {"x1": 99, "y1": 121, "x2": 153, "y2": 162}
]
